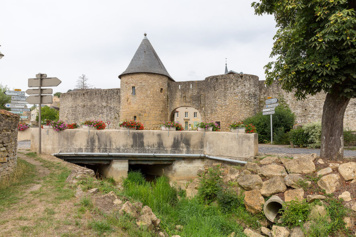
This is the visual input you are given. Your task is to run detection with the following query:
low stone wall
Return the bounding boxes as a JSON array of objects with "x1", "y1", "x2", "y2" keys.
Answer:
[
  {"x1": 0, "y1": 110, "x2": 19, "y2": 180},
  {"x1": 18, "y1": 129, "x2": 31, "y2": 141},
  {"x1": 30, "y1": 128, "x2": 258, "y2": 159}
]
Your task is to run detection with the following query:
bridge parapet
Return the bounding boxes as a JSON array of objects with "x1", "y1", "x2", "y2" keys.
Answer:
[{"x1": 30, "y1": 129, "x2": 258, "y2": 159}]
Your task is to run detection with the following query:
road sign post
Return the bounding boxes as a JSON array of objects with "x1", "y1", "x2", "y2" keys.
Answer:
[
  {"x1": 263, "y1": 98, "x2": 278, "y2": 144},
  {"x1": 27, "y1": 73, "x2": 61, "y2": 154}
]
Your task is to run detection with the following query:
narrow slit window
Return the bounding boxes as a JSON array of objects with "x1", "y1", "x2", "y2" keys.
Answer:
[
  {"x1": 160, "y1": 88, "x2": 163, "y2": 93},
  {"x1": 132, "y1": 86, "x2": 136, "y2": 95},
  {"x1": 194, "y1": 112, "x2": 197, "y2": 118},
  {"x1": 185, "y1": 112, "x2": 188, "y2": 117},
  {"x1": 134, "y1": 116, "x2": 137, "y2": 121}
]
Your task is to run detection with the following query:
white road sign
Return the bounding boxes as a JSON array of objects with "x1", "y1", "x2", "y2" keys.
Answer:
[
  {"x1": 5, "y1": 103, "x2": 27, "y2": 109},
  {"x1": 20, "y1": 116, "x2": 28, "y2": 119},
  {"x1": 28, "y1": 77, "x2": 61, "y2": 87},
  {"x1": 11, "y1": 108, "x2": 30, "y2": 112},
  {"x1": 265, "y1": 98, "x2": 278, "y2": 105},
  {"x1": 4, "y1": 91, "x2": 25, "y2": 96},
  {"x1": 265, "y1": 103, "x2": 279, "y2": 108},
  {"x1": 263, "y1": 111, "x2": 275, "y2": 116},
  {"x1": 26, "y1": 88, "x2": 53, "y2": 95},
  {"x1": 11, "y1": 96, "x2": 27, "y2": 101},
  {"x1": 26, "y1": 95, "x2": 53, "y2": 104},
  {"x1": 263, "y1": 108, "x2": 275, "y2": 112},
  {"x1": 11, "y1": 111, "x2": 23, "y2": 114}
]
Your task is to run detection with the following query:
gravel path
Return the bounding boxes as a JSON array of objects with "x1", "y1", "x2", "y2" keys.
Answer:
[{"x1": 259, "y1": 144, "x2": 356, "y2": 158}]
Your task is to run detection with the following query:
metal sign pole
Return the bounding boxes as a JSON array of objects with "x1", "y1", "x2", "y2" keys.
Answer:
[
  {"x1": 270, "y1": 114, "x2": 273, "y2": 144},
  {"x1": 38, "y1": 75, "x2": 42, "y2": 154}
]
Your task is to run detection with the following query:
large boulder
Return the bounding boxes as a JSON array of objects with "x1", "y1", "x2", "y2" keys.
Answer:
[
  {"x1": 119, "y1": 201, "x2": 141, "y2": 218},
  {"x1": 317, "y1": 174, "x2": 340, "y2": 194},
  {"x1": 338, "y1": 162, "x2": 356, "y2": 181},
  {"x1": 93, "y1": 191, "x2": 122, "y2": 214},
  {"x1": 237, "y1": 174, "x2": 263, "y2": 190},
  {"x1": 316, "y1": 167, "x2": 333, "y2": 177},
  {"x1": 246, "y1": 162, "x2": 261, "y2": 174},
  {"x1": 338, "y1": 191, "x2": 352, "y2": 202},
  {"x1": 260, "y1": 156, "x2": 280, "y2": 165},
  {"x1": 271, "y1": 225, "x2": 290, "y2": 237},
  {"x1": 284, "y1": 174, "x2": 305, "y2": 189},
  {"x1": 283, "y1": 157, "x2": 316, "y2": 174},
  {"x1": 261, "y1": 177, "x2": 287, "y2": 197},
  {"x1": 306, "y1": 194, "x2": 326, "y2": 203},
  {"x1": 260, "y1": 164, "x2": 287, "y2": 178},
  {"x1": 244, "y1": 190, "x2": 265, "y2": 214},
  {"x1": 284, "y1": 188, "x2": 304, "y2": 202},
  {"x1": 243, "y1": 228, "x2": 264, "y2": 237},
  {"x1": 136, "y1": 206, "x2": 160, "y2": 230}
]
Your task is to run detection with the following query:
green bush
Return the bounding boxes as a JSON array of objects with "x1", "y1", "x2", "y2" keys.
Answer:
[
  {"x1": 303, "y1": 122, "x2": 322, "y2": 148},
  {"x1": 344, "y1": 129, "x2": 356, "y2": 146},
  {"x1": 197, "y1": 166, "x2": 223, "y2": 204},
  {"x1": 243, "y1": 105, "x2": 295, "y2": 143},
  {"x1": 217, "y1": 189, "x2": 244, "y2": 213},
  {"x1": 36, "y1": 106, "x2": 59, "y2": 123},
  {"x1": 280, "y1": 200, "x2": 310, "y2": 228},
  {"x1": 290, "y1": 127, "x2": 309, "y2": 147}
]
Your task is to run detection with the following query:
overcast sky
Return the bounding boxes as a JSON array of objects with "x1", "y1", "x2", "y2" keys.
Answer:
[{"x1": 0, "y1": 0, "x2": 277, "y2": 94}]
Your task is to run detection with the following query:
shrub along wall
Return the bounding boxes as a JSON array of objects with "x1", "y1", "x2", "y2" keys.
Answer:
[{"x1": 0, "y1": 110, "x2": 19, "y2": 180}]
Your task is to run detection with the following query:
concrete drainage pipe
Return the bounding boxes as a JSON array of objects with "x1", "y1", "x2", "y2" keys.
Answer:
[{"x1": 263, "y1": 195, "x2": 285, "y2": 223}]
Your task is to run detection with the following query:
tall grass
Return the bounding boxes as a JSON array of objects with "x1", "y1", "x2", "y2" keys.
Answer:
[
  {"x1": 123, "y1": 171, "x2": 246, "y2": 237},
  {"x1": 0, "y1": 159, "x2": 37, "y2": 211}
]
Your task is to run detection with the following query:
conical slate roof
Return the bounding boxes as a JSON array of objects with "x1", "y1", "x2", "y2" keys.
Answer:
[{"x1": 119, "y1": 35, "x2": 174, "y2": 81}]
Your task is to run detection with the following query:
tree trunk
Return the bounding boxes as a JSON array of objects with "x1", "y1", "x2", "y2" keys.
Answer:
[{"x1": 320, "y1": 93, "x2": 350, "y2": 160}]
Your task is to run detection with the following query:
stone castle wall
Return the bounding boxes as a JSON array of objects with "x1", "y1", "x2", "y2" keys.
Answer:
[
  {"x1": 0, "y1": 110, "x2": 19, "y2": 180},
  {"x1": 259, "y1": 81, "x2": 356, "y2": 129},
  {"x1": 168, "y1": 74, "x2": 260, "y2": 131},
  {"x1": 59, "y1": 89, "x2": 121, "y2": 128},
  {"x1": 59, "y1": 74, "x2": 356, "y2": 131}
]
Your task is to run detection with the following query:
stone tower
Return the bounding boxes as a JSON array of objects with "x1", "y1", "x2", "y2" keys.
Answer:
[{"x1": 119, "y1": 34, "x2": 174, "y2": 129}]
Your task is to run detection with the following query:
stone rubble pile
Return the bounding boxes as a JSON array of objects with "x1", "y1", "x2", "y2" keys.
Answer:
[{"x1": 186, "y1": 154, "x2": 356, "y2": 237}]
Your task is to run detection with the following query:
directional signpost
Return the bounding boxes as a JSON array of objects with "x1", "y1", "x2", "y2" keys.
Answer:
[
  {"x1": 4, "y1": 90, "x2": 29, "y2": 117},
  {"x1": 263, "y1": 98, "x2": 279, "y2": 143},
  {"x1": 27, "y1": 73, "x2": 61, "y2": 154}
]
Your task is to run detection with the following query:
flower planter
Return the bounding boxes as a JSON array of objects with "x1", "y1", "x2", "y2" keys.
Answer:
[
  {"x1": 121, "y1": 127, "x2": 136, "y2": 131},
  {"x1": 198, "y1": 127, "x2": 212, "y2": 131},
  {"x1": 82, "y1": 125, "x2": 95, "y2": 130},
  {"x1": 161, "y1": 126, "x2": 175, "y2": 131},
  {"x1": 230, "y1": 128, "x2": 246, "y2": 133},
  {"x1": 43, "y1": 125, "x2": 51, "y2": 129}
]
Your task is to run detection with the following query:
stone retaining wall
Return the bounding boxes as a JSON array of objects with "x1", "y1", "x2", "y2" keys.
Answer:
[{"x1": 0, "y1": 110, "x2": 19, "y2": 180}]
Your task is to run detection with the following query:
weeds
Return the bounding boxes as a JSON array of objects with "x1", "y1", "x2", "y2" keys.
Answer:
[
  {"x1": 280, "y1": 200, "x2": 310, "y2": 228},
  {"x1": 197, "y1": 166, "x2": 223, "y2": 204},
  {"x1": 89, "y1": 220, "x2": 112, "y2": 235}
]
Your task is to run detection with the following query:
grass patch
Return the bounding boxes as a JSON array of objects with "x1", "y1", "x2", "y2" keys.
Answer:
[
  {"x1": 0, "y1": 159, "x2": 37, "y2": 212},
  {"x1": 89, "y1": 220, "x2": 113, "y2": 235},
  {"x1": 25, "y1": 152, "x2": 37, "y2": 158}
]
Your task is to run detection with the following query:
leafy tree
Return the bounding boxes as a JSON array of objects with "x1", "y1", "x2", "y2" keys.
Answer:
[
  {"x1": 54, "y1": 92, "x2": 62, "y2": 98},
  {"x1": 0, "y1": 84, "x2": 11, "y2": 110},
  {"x1": 75, "y1": 74, "x2": 91, "y2": 89},
  {"x1": 36, "y1": 106, "x2": 59, "y2": 123},
  {"x1": 252, "y1": 0, "x2": 356, "y2": 160}
]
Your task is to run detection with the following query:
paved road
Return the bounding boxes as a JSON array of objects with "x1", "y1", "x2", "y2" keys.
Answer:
[
  {"x1": 259, "y1": 144, "x2": 356, "y2": 158},
  {"x1": 18, "y1": 140, "x2": 356, "y2": 158}
]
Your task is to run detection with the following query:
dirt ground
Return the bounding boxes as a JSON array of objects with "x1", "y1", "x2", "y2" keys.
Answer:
[{"x1": 0, "y1": 149, "x2": 128, "y2": 237}]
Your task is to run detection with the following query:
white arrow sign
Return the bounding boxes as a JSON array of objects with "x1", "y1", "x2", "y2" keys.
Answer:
[
  {"x1": 263, "y1": 111, "x2": 275, "y2": 116},
  {"x1": 20, "y1": 116, "x2": 28, "y2": 119},
  {"x1": 11, "y1": 111, "x2": 23, "y2": 114},
  {"x1": 28, "y1": 77, "x2": 61, "y2": 87},
  {"x1": 26, "y1": 88, "x2": 53, "y2": 95},
  {"x1": 263, "y1": 108, "x2": 275, "y2": 112},
  {"x1": 26, "y1": 95, "x2": 53, "y2": 104},
  {"x1": 11, "y1": 96, "x2": 27, "y2": 101},
  {"x1": 4, "y1": 91, "x2": 25, "y2": 96},
  {"x1": 11, "y1": 108, "x2": 30, "y2": 112},
  {"x1": 266, "y1": 98, "x2": 278, "y2": 105},
  {"x1": 5, "y1": 103, "x2": 27, "y2": 109},
  {"x1": 265, "y1": 103, "x2": 279, "y2": 109}
]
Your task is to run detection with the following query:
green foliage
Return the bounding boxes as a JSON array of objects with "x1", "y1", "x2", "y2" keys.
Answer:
[
  {"x1": 344, "y1": 129, "x2": 356, "y2": 146},
  {"x1": 290, "y1": 127, "x2": 309, "y2": 147},
  {"x1": 0, "y1": 84, "x2": 11, "y2": 110},
  {"x1": 303, "y1": 122, "x2": 322, "y2": 148},
  {"x1": 54, "y1": 92, "x2": 62, "y2": 98},
  {"x1": 252, "y1": 0, "x2": 356, "y2": 99},
  {"x1": 36, "y1": 106, "x2": 59, "y2": 123},
  {"x1": 280, "y1": 200, "x2": 310, "y2": 228},
  {"x1": 216, "y1": 189, "x2": 244, "y2": 213},
  {"x1": 243, "y1": 105, "x2": 295, "y2": 143},
  {"x1": 274, "y1": 127, "x2": 290, "y2": 145},
  {"x1": 89, "y1": 220, "x2": 112, "y2": 235},
  {"x1": 197, "y1": 166, "x2": 223, "y2": 204}
]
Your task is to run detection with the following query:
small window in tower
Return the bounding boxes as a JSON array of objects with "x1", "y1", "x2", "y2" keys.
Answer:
[
  {"x1": 190, "y1": 84, "x2": 192, "y2": 89},
  {"x1": 179, "y1": 85, "x2": 181, "y2": 89},
  {"x1": 132, "y1": 86, "x2": 136, "y2": 95},
  {"x1": 194, "y1": 112, "x2": 197, "y2": 118},
  {"x1": 160, "y1": 88, "x2": 163, "y2": 93},
  {"x1": 185, "y1": 112, "x2": 188, "y2": 117},
  {"x1": 176, "y1": 111, "x2": 179, "y2": 118},
  {"x1": 134, "y1": 116, "x2": 137, "y2": 121}
]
